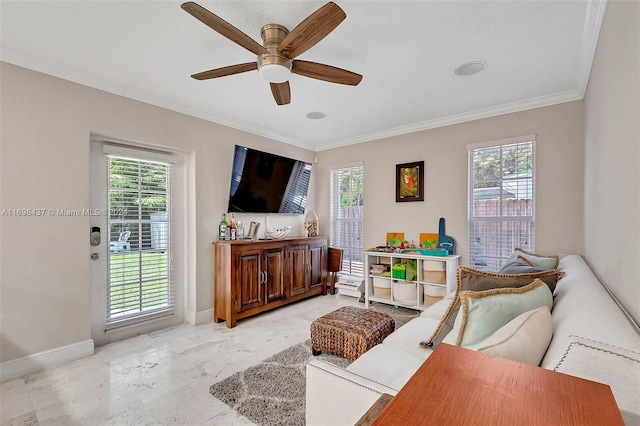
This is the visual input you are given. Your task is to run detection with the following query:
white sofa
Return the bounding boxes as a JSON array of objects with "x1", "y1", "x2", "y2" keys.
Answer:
[{"x1": 306, "y1": 254, "x2": 640, "y2": 425}]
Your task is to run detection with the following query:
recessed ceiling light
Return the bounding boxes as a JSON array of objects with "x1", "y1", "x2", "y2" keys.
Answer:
[
  {"x1": 306, "y1": 112, "x2": 326, "y2": 119},
  {"x1": 454, "y1": 61, "x2": 487, "y2": 76}
]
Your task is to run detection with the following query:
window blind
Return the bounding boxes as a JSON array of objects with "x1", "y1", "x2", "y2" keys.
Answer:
[
  {"x1": 468, "y1": 138, "x2": 535, "y2": 271},
  {"x1": 330, "y1": 163, "x2": 364, "y2": 276},
  {"x1": 105, "y1": 154, "x2": 174, "y2": 330}
]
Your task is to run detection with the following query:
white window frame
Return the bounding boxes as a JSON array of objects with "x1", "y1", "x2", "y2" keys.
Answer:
[
  {"x1": 467, "y1": 135, "x2": 535, "y2": 271},
  {"x1": 330, "y1": 162, "x2": 364, "y2": 276}
]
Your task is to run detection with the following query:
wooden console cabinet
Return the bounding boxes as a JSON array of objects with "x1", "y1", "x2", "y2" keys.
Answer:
[{"x1": 214, "y1": 237, "x2": 328, "y2": 328}]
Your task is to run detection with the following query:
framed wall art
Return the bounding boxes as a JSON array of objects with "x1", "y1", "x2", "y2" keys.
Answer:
[{"x1": 396, "y1": 161, "x2": 424, "y2": 202}]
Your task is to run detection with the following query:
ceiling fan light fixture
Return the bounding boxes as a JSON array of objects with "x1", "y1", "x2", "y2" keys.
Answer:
[
  {"x1": 182, "y1": 2, "x2": 360, "y2": 104},
  {"x1": 258, "y1": 50, "x2": 292, "y2": 83},
  {"x1": 259, "y1": 63, "x2": 292, "y2": 83}
]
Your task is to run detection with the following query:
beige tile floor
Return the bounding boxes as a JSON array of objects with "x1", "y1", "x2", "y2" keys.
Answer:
[{"x1": 1, "y1": 295, "x2": 360, "y2": 426}]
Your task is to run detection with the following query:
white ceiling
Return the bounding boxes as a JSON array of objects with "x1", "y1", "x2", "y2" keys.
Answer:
[{"x1": 0, "y1": 1, "x2": 606, "y2": 151}]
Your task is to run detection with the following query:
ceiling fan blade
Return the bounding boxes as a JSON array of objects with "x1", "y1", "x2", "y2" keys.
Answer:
[
  {"x1": 277, "y1": 2, "x2": 346, "y2": 59},
  {"x1": 191, "y1": 62, "x2": 257, "y2": 80},
  {"x1": 292, "y1": 60, "x2": 362, "y2": 86},
  {"x1": 181, "y1": 2, "x2": 268, "y2": 56},
  {"x1": 270, "y1": 82, "x2": 291, "y2": 105}
]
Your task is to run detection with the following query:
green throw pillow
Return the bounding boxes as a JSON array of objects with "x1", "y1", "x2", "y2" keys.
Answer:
[
  {"x1": 442, "y1": 279, "x2": 553, "y2": 347},
  {"x1": 420, "y1": 266, "x2": 562, "y2": 349}
]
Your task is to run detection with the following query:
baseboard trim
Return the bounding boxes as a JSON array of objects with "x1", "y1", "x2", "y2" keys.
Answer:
[
  {"x1": 0, "y1": 339, "x2": 94, "y2": 382},
  {"x1": 186, "y1": 308, "x2": 214, "y2": 325}
]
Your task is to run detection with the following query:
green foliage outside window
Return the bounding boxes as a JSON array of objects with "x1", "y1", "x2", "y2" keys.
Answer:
[
  {"x1": 339, "y1": 167, "x2": 364, "y2": 207},
  {"x1": 472, "y1": 142, "x2": 533, "y2": 189}
]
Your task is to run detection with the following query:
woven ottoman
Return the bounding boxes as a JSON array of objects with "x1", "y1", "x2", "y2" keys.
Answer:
[{"x1": 310, "y1": 306, "x2": 395, "y2": 361}]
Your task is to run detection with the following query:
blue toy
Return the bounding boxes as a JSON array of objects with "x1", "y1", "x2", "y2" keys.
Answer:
[{"x1": 437, "y1": 217, "x2": 456, "y2": 255}]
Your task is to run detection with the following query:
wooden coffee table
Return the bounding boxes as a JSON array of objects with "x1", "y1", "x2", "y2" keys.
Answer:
[{"x1": 357, "y1": 343, "x2": 623, "y2": 425}]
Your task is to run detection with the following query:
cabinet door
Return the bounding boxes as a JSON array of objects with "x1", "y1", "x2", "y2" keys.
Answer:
[
  {"x1": 288, "y1": 244, "x2": 309, "y2": 296},
  {"x1": 264, "y1": 247, "x2": 285, "y2": 303},
  {"x1": 235, "y1": 250, "x2": 262, "y2": 312},
  {"x1": 308, "y1": 243, "x2": 326, "y2": 289}
]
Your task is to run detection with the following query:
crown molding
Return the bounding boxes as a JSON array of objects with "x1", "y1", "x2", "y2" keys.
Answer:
[
  {"x1": 314, "y1": 89, "x2": 584, "y2": 151},
  {"x1": 0, "y1": 51, "x2": 312, "y2": 151},
  {"x1": 575, "y1": 0, "x2": 608, "y2": 98},
  {"x1": 3, "y1": 0, "x2": 607, "y2": 155}
]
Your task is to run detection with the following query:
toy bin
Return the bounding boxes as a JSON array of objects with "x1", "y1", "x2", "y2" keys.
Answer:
[
  {"x1": 372, "y1": 277, "x2": 391, "y2": 299},
  {"x1": 391, "y1": 264, "x2": 406, "y2": 280},
  {"x1": 423, "y1": 260, "x2": 446, "y2": 284},
  {"x1": 423, "y1": 283, "x2": 447, "y2": 306},
  {"x1": 393, "y1": 281, "x2": 417, "y2": 305}
]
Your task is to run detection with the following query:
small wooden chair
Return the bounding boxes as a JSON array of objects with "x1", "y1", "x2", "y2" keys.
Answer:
[{"x1": 328, "y1": 247, "x2": 343, "y2": 295}]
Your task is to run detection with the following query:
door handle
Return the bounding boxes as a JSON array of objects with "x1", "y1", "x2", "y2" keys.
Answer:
[{"x1": 90, "y1": 226, "x2": 101, "y2": 246}]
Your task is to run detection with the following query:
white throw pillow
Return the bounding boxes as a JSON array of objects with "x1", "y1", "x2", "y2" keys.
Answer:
[
  {"x1": 466, "y1": 306, "x2": 553, "y2": 365},
  {"x1": 503, "y1": 248, "x2": 559, "y2": 270},
  {"x1": 442, "y1": 279, "x2": 553, "y2": 347}
]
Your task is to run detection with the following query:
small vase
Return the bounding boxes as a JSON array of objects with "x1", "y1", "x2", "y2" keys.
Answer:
[{"x1": 304, "y1": 211, "x2": 319, "y2": 237}]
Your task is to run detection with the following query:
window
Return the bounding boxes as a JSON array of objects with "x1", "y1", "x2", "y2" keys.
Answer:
[
  {"x1": 330, "y1": 163, "x2": 364, "y2": 276},
  {"x1": 468, "y1": 136, "x2": 535, "y2": 271},
  {"x1": 106, "y1": 154, "x2": 174, "y2": 327}
]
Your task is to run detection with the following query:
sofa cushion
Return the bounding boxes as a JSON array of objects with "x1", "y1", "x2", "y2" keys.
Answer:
[
  {"x1": 420, "y1": 298, "x2": 452, "y2": 320},
  {"x1": 466, "y1": 306, "x2": 552, "y2": 366},
  {"x1": 540, "y1": 254, "x2": 640, "y2": 369},
  {"x1": 383, "y1": 317, "x2": 439, "y2": 359},
  {"x1": 443, "y1": 279, "x2": 553, "y2": 346},
  {"x1": 504, "y1": 248, "x2": 559, "y2": 270},
  {"x1": 345, "y1": 344, "x2": 427, "y2": 391},
  {"x1": 553, "y1": 335, "x2": 640, "y2": 423},
  {"x1": 421, "y1": 267, "x2": 563, "y2": 348}
]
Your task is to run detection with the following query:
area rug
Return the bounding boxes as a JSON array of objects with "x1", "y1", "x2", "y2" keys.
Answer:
[{"x1": 209, "y1": 303, "x2": 419, "y2": 426}]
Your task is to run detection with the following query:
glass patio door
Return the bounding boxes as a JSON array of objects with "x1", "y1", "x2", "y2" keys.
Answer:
[{"x1": 90, "y1": 140, "x2": 183, "y2": 345}]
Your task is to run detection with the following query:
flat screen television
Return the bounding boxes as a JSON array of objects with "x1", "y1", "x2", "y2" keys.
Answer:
[{"x1": 227, "y1": 145, "x2": 312, "y2": 214}]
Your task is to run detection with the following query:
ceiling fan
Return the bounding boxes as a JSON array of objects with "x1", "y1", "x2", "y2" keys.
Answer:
[{"x1": 181, "y1": 1, "x2": 362, "y2": 106}]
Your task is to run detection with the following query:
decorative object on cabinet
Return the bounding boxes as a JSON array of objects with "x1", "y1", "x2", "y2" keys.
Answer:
[
  {"x1": 386, "y1": 232, "x2": 404, "y2": 246},
  {"x1": 396, "y1": 161, "x2": 424, "y2": 202},
  {"x1": 264, "y1": 225, "x2": 291, "y2": 239},
  {"x1": 397, "y1": 248, "x2": 448, "y2": 256},
  {"x1": 213, "y1": 237, "x2": 327, "y2": 327},
  {"x1": 247, "y1": 221, "x2": 260, "y2": 240},
  {"x1": 419, "y1": 232, "x2": 439, "y2": 249},
  {"x1": 437, "y1": 217, "x2": 456, "y2": 254},
  {"x1": 305, "y1": 210, "x2": 319, "y2": 237}
]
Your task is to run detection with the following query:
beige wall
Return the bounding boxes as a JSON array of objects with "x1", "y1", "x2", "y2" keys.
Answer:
[
  {"x1": 4, "y1": 0, "x2": 637, "y2": 362},
  {"x1": 315, "y1": 101, "x2": 585, "y2": 265},
  {"x1": 583, "y1": 0, "x2": 640, "y2": 323},
  {"x1": 0, "y1": 63, "x2": 316, "y2": 362}
]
